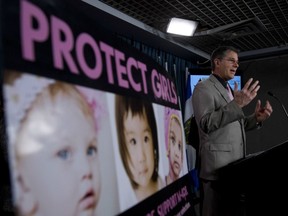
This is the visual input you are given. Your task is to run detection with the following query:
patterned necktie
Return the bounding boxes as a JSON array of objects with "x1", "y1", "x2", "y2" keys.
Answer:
[{"x1": 227, "y1": 83, "x2": 234, "y2": 100}]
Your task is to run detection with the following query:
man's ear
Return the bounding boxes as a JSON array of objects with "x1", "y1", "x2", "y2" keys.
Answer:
[
  {"x1": 17, "y1": 175, "x2": 37, "y2": 215},
  {"x1": 214, "y1": 58, "x2": 221, "y2": 67}
]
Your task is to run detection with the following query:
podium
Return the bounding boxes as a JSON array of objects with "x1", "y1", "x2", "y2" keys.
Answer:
[{"x1": 218, "y1": 140, "x2": 288, "y2": 216}]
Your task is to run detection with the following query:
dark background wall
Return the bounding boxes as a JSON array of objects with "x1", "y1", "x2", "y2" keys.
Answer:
[{"x1": 240, "y1": 55, "x2": 288, "y2": 154}]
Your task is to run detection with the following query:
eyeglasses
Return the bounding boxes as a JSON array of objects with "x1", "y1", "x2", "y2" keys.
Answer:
[{"x1": 220, "y1": 58, "x2": 239, "y2": 66}]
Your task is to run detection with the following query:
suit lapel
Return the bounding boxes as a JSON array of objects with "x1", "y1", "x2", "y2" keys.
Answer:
[{"x1": 209, "y1": 75, "x2": 230, "y2": 103}]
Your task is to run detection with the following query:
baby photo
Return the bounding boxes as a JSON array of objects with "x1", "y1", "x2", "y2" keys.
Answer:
[{"x1": 3, "y1": 70, "x2": 119, "y2": 216}]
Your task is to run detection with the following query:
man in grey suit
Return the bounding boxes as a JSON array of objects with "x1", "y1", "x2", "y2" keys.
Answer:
[{"x1": 192, "y1": 46, "x2": 273, "y2": 216}]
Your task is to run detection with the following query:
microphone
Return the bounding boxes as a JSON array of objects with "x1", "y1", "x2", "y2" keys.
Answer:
[{"x1": 267, "y1": 91, "x2": 288, "y2": 119}]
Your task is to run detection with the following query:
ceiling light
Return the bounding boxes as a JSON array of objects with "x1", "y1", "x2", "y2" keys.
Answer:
[{"x1": 166, "y1": 18, "x2": 198, "y2": 36}]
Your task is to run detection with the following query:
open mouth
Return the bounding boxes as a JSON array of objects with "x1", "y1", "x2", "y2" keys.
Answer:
[
  {"x1": 79, "y1": 189, "x2": 96, "y2": 210},
  {"x1": 173, "y1": 161, "x2": 180, "y2": 170}
]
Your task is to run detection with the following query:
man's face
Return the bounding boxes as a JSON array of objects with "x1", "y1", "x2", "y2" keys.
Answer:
[{"x1": 215, "y1": 50, "x2": 239, "y2": 81}]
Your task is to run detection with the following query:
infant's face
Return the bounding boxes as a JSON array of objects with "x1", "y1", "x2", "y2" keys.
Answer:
[
  {"x1": 16, "y1": 89, "x2": 101, "y2": 216},
  {"x1": 168, "y1": 118, "x2": 183, "y2": 177},
  {"x1": 123, "y1": 110, "x2": 155, "y2": 188}
]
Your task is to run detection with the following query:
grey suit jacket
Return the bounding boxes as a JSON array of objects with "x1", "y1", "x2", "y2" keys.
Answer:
[{"x1": 192, "y1": 75, "x2": 258, "y2": 180}]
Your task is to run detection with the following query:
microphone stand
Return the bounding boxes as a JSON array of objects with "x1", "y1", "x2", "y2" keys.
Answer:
[{"x1": 268, "y1": 91, "x2": 288, "y2": 119}]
